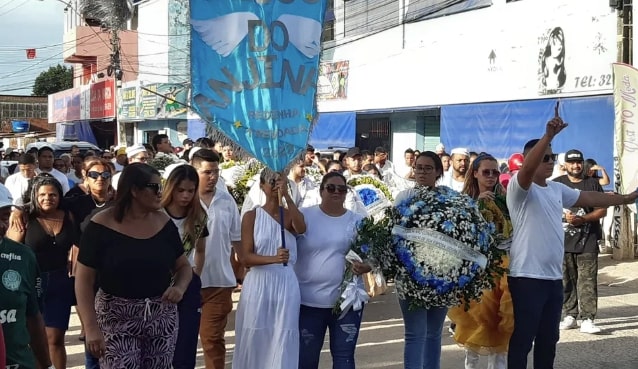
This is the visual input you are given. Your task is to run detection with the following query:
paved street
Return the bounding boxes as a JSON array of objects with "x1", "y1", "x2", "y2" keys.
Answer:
[{"x1": 65, "y1": 255, "x2": 638, "y2": 368}]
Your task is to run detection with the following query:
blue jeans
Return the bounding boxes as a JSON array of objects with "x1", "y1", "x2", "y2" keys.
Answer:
[
  {"x1": 172, "y1": 272, "x2": 202, "y2": 369},
  {"x1": 298, "y1": 305, "x2": 364, "y2": 369},
  {"x1": 398, "y1": 299, "x2": 448, "y2": 369},
  {"x1": 85, "y1": 346, "x2": 100, "y2": 369},
  {"x1": 507, "y1": 277, "x2": 563, "y2": 369}
]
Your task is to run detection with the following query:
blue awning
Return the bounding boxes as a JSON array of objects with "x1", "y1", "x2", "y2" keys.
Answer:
[
  {"x1": 309, "y1": 112, "x2": 356, "y2": 150},
  {"x1": 441, "y1": 95, "x2": 614, "y2": 187}
]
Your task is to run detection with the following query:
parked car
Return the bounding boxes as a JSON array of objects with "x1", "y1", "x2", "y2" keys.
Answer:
[{"x1": 25, "y1": 141, "x2": 102, "y2": 157}]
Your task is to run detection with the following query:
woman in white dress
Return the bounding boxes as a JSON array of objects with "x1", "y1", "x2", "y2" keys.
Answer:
[{"x1": 233, "y1": 169, "x2": 306, "y2": 369}]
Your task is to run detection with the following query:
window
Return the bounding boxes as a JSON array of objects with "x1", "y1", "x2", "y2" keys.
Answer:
[{"x1": 322, "y1": 0, "x2": 335, "y2": 42}]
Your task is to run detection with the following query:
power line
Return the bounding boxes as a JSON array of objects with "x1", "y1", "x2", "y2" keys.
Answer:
[{"x1": 0, "y1": 0, "x2": 29, "y2": 18}]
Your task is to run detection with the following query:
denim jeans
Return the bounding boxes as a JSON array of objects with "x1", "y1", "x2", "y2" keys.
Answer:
[
  {"x1": 173, "y1": 272, "x2": 202, "y2": 369},
  {"x1": 507, "y1": 277, "x2": 563, "y2": 369},
  {"x1": 298, "y1": 305, "x2": 364, "y2": 369},
  {"x1": 398, "y1": 299, "x2": 448, "y2": 369},
  {"x1": 85, "y1": 346, "x2": 100, "y2": 369}
]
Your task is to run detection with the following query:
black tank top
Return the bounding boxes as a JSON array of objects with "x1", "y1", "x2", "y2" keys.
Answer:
[{"x1": 24, "y1": 211, "x2": 77, "y2": 272}]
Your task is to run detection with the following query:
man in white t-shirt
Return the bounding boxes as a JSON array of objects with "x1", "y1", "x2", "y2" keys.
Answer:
[
  {"x1": 505, "y1": 111, "x2": 638, "y2": 369},
  {"x1": 111, "y1": 145, "x2": 150, "y2": 190},
  {"x1": 439, "y1": 147, "x2": 468, "y2": 192},
  {"x1": 192, "y1": 149, "x2": 241, "y2": 369}
]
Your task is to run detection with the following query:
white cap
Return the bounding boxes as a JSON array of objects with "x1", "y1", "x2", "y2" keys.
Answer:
[
  {"x1": 126, "y1": 145, "x2": 147, "y2": 159},
  {"x1": 162, "y1": 162, "x2": 187, "y2": 180},
  {"x1": 557, "y1": 153, "x2": 566, "y2": 166},
  {"x1": 188, "y1": 146, "x2": 202, "y2": 161},
  {"x1": 450, "y1": 147, "x2": 469, "y2": 156},
  {"x1": 435, "y1": 143, "x2": 445, "y2": 153}
]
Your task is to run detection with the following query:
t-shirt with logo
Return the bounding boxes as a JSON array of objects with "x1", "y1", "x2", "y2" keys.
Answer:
[
  {"x1": 0, "y1": 237, "x2": 42, "y2": 369},
  {"x1": 552, "y1": 175, "x2": 604, "y2": 253}
]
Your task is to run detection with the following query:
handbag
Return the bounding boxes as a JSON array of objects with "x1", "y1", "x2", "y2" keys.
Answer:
[{"x1": 362, "y1": 270, "x2": 387, "y2": 297}]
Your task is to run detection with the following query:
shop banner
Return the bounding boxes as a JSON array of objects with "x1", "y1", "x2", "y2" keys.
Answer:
[
  {"x1": 317, "y1": 60, "x2": 349, "y2": 101},
  {"x1": 90, "y1": 79, "x2": 116, "y2": 120},
  {"x1": 118, "y1": 86, "x2": 139, "y2": 120},
  {"x1": 48, "y1": 87, "x2": 81, "y2": 122},
  {"x1": 138, "y1": 83, "x2": 189, "y2": 119},
  {"x1": 190, "y1": 0, "x2": 327, "y2": 170},
  {"x1": 612, "y1": 63, "x2": 638, "y2": 196}
]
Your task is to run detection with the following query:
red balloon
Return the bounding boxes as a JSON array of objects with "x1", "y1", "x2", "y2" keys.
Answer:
[{"x1": 508, "y1": 153, "x2": 524, "y2": 172}]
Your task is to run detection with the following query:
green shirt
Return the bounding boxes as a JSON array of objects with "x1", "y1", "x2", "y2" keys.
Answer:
[{"x1": 0, "y1": 237, "x2": 41, "y2": 369}]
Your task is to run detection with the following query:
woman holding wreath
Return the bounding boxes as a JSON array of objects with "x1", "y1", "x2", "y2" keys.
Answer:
[
  {"x1": 387, "y1": 151, "x2": 498, "y2": 369},
  {"x1": 448, "y1": 154, "x2": 513, "y2": 369}
]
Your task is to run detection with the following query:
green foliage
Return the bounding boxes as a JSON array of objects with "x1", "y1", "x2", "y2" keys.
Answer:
[{"x1": 32, "y1": 65, "x2": 73, "y2": 96}]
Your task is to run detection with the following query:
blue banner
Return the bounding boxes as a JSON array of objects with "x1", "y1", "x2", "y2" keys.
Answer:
[
  {"x1": 441, "y1": 95, "x2": 614, "y2": 189},
  {"x1": 190, "y1": 0, "x2": 327, "y2": 171}
]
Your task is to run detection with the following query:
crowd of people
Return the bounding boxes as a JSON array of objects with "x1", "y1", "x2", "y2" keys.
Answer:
[{"x1": 0, "y1": 110, "x2": 636, "y2": 369}]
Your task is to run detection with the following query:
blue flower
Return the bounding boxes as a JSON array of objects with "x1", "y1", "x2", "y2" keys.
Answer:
[
  {"x1": 358, "y1": 188, "x2": 380, "y2": 207},
  {"x1": 360, "y1": 244, "x2": 370, "y2": 254},
  {"x1": 458, "y1": 275, "x2": 471, "y2": 287},
  {"x1": 470, "y1": 263, "x2": 479, "y2": 273},
  {"x1": 441, "y1": 220, "x2": 455, "y2": 233}
]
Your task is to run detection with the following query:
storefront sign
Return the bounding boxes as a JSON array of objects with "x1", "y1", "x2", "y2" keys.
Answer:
[
  {"x1": 139, "y1": 83, "x2": 189, "y2": 119},
  {"x1": 118, "y1": 86, "x2": 139, "y2": 120},
  {"x1": 90, "y1": 79, "x2": 116, "y2": 119},
  {"x1": 48, "y1": 88, "x2": 81, "y2": 122}
]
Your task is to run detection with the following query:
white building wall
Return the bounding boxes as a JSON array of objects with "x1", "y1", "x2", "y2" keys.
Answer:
[
  {"x1": 137, "y1": 0, "x2": 170, "y2": 84},
  {"x1": 319, "y1": 0, "x2": 617, "y2": 113}
]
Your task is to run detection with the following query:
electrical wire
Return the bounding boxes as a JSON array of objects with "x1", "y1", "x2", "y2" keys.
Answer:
[{"x1": 0, "y1": 0, "x2": 29, "y2": 18}]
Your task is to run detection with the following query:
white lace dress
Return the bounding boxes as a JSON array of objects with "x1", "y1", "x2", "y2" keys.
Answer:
[{"x1": 232, "y1": 207, "x2": 300, "y2": 369}]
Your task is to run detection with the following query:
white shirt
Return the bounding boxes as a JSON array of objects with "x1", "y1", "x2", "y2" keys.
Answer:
[
  {"x1": 506, "y1": 173, "x2": 580, "y2": 280},
  {"x1": 295, "y1": 206, "x2": 363, "y2": 308},
  {"x1": 292, "y1": 176, "x2": 319, "y2": 208},
  {"x1": 37, "y1": 168, "x2": 70, "y2": 194},
  {"x1": 67, "y1": 171, "x2": 82, "y2": 184},
  {"x1": 111, "y1": 172, "x2": 121, "y2": 191},
  {"x1": 200, "y1": 189, "x2": 242, "y2": 288},
  {"x1": 439, "y1": 171, "x2": 464, "y2": 192},
  {"x1": 377, "y1": 160, "x2": 395, "y2": 176},
  {"x1": 5, "y1": 173, "x2": 30, "y2": 206},
  {"x1": 240, "y1": 174, "x2": 301, "y2": 219}
]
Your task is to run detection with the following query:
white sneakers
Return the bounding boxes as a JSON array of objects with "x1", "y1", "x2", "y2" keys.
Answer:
[
  {"x1": 559, "y1": 315, "x2": 601, "y2": 333},
  {"x1": 579, "y1": 319, "x2": 602, "y2": 334},
  {"x1": 559, "y1": 315, "x2": 577, "y2": 330}
]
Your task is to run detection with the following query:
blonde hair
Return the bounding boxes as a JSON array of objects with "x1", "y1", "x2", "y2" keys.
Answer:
[{"x1": 160, "y1": 165, "x2": 206, "y2": 243}]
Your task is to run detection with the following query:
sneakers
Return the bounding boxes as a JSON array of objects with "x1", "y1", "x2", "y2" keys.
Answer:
[
  {"x1": 580, "y1": 319, "x2": 602, "y2": 334},
  {"x1": 559, "y1": 315, "x2": 577, "y2": 330}
]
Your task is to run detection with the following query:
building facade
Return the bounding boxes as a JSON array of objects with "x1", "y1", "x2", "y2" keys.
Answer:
[{"x1": 316, "y1": 0, "x2": 620, "y2": 179}]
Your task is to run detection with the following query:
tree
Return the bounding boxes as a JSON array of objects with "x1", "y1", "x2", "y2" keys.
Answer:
[{"x1": 32, "y1": 64, "x2": 73, "y2": 96}]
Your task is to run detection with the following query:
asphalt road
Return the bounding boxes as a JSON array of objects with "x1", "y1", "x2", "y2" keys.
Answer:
[{"x1": 65, "y1": 255, "x2": 638, "y2": 368}]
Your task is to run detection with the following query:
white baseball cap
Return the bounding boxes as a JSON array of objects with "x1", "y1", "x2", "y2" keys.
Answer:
[
  {"x1": 126, "y1": 145, "x2": 147, "y2": 159},
  {"x1": 0, "y1": 186, "x2": 13, "y2": 209}
]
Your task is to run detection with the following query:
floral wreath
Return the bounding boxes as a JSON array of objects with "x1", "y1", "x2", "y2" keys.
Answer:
[
  {"x1": 224, "y1": 159, "x2": 264, "y2": 207},
  {"x1": 348, "y1": 175, "x2": 393, "y2": 217},
  {"x1": 351, "y1": 185, "x2": 505, "y2": 310},
  {"x1": 305, "y1": 165, "x2": 323, "y2": 184}
]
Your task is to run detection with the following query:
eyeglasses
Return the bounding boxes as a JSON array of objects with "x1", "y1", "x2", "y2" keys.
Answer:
[
  {"x1": 413, "y1": 165, "x2": 435, "y2": 174},
  {"x1": 543, "y1": 154, "x2": 559, "y2": 163},
  {"x1": 145, "y1": 183, "x2": 163, "y2": 194},
  {"x1": 481, "y1": 169, "x2": 500, "y2": 177},
  {"x1": 134, "y1": 156, "x2": 149, "y2": 162},
  {"x1": 87, "y1": 171, "x2": 112, "y2": 180},
  {"x1": 323, "y1": 184, "x2": 348, "y2": 194}
]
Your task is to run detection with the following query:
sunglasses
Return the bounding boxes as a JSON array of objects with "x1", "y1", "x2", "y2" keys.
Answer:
[
  {"x1": 543, "y1": 153, "x2": 559, "y2": 163},
  {"x1": 87, "y1": 171, "x2": 112, "y2": 180},
  {"x1": 481, "y1": 169, "x2": 500, "y2": 177},
  {"x1": 145, "y1": 183, "x2": 163, "y2": 194},
  {"x1": 323, "y1": 184, "x2": 348, "y2": 194}
]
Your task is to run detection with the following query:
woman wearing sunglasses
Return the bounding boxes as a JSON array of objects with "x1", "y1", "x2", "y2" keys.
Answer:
[
  {"x1": 295, "y1": 172, "x2": 370, "y2": 369},
  {"x1": 233, "y1": 169, "x2": 305, "y2": 369},
  {"x1": 161, "y1": 165, "x2": 208, "y2": 369},
  {"x1": 448, "y1": 154, "x2": 512, "y2": 369},
  {"x1": 7, "y1": 175, "x2": 79, "y2": 369},
  {"x1": 75, "y1": 163, "x2": 192, "y2": 368}
]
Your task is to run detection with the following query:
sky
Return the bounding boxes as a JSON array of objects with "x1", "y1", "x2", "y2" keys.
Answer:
[{"x1": 0, "y1": 0, "x2": 66, "y2": 96}]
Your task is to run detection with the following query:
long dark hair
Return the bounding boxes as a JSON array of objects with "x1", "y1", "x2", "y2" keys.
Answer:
[
  {"x1": 113, "y1": 163, "x2": 160, "y2": 223},
  {"x1": 463, "y1": 154, "x2": 505, "y2": 199},
  {"x1": 161, "y1": 165, "x2": 204, "y2": 240},
  {"x1": 26, "y1": 174, "x2": 64, "y2": 218},
  {"x1": 542, "y1": 27, "x2": 566, "y2": 88}
]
